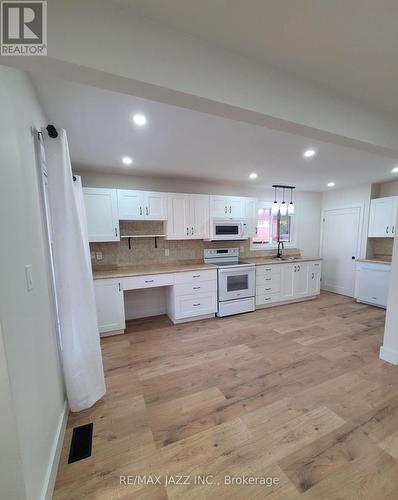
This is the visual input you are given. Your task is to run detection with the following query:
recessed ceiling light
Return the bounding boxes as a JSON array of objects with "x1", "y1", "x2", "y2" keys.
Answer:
[
  {"x1": 392, "y1": 166, "x2": 398, "y2": 173},
  {"x1": 304, "y1": 149, "x2": 316, "y2": 158},
  {"x1": 122, "y1": 156, "x2": 133, "y2": 165},
  {"x1": 132, "y1": 114, "x2": 147, "y2": 126},
  {"x1": 249, "y1": 172, "x2": 258, "y2": 179},
  {"x1": 327, "y1": 182, "x2": 335, "y2": 187}
]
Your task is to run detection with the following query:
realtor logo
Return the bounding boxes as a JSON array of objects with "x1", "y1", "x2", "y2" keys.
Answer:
[{"x1": 1, "y1": 1, "x2": 47, "y2": 55}]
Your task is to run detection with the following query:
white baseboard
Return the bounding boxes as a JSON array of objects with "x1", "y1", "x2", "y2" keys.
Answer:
[
  {"x1": 380, "y1": 345, "x2": 398, "y2": 365},
  {"x1": 42, "y1": 399, "x2": 69, "y2": 500}
]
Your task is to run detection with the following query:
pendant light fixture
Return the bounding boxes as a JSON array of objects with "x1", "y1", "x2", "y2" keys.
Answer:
[
  {"x1": 288, "y1": 188, "x2": 295, "y2": 215},
  {"x1": 272, "y1": 185, "x2": 296, "y2": 216},
  {"x1": 271, "y1": 186, "x2": 279, "y2": 215},
  {"x1": 280, "y1": 188, "x2": 287, "y2": 216}
]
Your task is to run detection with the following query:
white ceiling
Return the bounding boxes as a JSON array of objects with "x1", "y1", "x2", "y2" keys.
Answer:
[
  {"x1": 32, "y1": 76, "x2": 398, "y2": 191},
  {"x1": 114, "y1": 0, "x2": 398, "y2": 117}
]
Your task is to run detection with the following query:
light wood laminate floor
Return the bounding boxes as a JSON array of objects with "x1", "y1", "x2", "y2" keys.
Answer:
[{"x1": 53, "y1": 291, "x2": 398, "y2": 499}]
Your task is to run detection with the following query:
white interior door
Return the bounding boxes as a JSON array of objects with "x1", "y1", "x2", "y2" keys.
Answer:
[{"x1": 321, "y1": 207, "x2": 361, "y2": 297}]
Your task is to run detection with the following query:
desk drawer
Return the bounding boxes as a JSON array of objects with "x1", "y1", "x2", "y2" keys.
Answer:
[
  {"x1": 174, "y1": 280, "x2": 216, "y2": 296},
  {"x1": 256, "y1": 264, "x2": 281, "y2": 277},
  {"x1": 122, "y1": 273, "x2": 174, "y2": 290},
  {"x1": 174, "y1": 269, "x2": 216, "y2": 284}
]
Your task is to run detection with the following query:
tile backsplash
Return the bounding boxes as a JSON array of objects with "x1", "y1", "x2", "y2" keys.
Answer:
[
  {"x1": 368, "y1": 237, "x2": 394, "y2": 261},
  {"x1": 90, "y1": 221, "x2": 300, "y2": 268}
]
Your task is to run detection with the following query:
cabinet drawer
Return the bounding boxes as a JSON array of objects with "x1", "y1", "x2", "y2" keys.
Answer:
[
  {"x1": 256, "y1": 292, "x2": 281, "y2": 306},
  {"x1": 256, "y1": 273, "x2": 281, "y2": 286},
  {"x1": 256, "y1": 264, "x2": 281, "y2": 277},
  {"x1": 309, "y1": 261, "x2": 322, "y2": 272},
  {"x1": 256, "y1": 283, "x2": 280, "y2": 295},
  {"x1": 122, "y1": 273, "x2": 174, "y2": 290},
  {"x1": 174, "y1": 280, "x2": 216, "y2": 296},
  {"x1": 174, "y1": 269, "x2": 217, "y2": 284},
  {"x1": 175, "y1": 292, "x2": 217, "y2": 318}
]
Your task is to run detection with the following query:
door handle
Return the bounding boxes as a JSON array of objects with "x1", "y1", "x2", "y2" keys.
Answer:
[
  {"x1": 224, "y1": 206, "x2": 227, "y2": 213},
  {"x1": 145, "y1": 280, "x2": 154, "y2": 283},
  {"x1": 186, "y1": 227, "x2": 189, "y2": 236},
  {"x1": 140, "y1": 206, "x2": 142, "y2": 216},
  {"x1": 115, "y1": 227, "x2": 118, "y2": 237},
  {"x1": 118, "y1": 282, "x2": 121, "y2": 292},
  {"x1": 229, "y1": 206, "x2": 232, "y2": 213},
  {"x1": 193, "y1": 274, "x2": 201, "y2": 278},
  {"x1": 386, "y1": 226, "x2": 389, "y2": 234},
  {"x1": 193, "y1": 286, "x2": 201, "y2": 290},
  {"x1": 193, "y1": 303, "x2": 201, "y2": 307},
  {"x1": 146, "y1": 206, "x2": 149, "y2": 216},
  {"x1": 294, "y1": 266, "x2": 297, "y2": 272}
]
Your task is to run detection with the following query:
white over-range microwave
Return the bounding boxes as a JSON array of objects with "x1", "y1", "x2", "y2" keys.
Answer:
[{"x1": 209, "y1": 218, "x2": 249, "y2": 240}]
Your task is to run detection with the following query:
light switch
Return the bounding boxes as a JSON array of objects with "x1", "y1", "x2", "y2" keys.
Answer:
[
  {"x1": 25, "y1": 265, "x2": 34, "y2": 291},
  {"x1": 96, "y1": 252, "x2": 103, "y2": 260}
]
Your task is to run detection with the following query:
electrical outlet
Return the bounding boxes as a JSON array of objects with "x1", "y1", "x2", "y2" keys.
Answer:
[
  {"x1": 164, "y1": 248, "x2": 170, "y2": 257},
  {"x1": 90, "y1": 251, "x2": 95, "y2": 259},
  {"x1": 96, "y1": 252, "x2": 103, "y2": 261}
]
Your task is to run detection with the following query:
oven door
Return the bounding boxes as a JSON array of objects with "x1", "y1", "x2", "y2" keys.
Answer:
[
  {"x1": 218, "y1": 267, "x2": 255, "y2": 302},
  {"x1": 212, "y1": 220, "x2": 242, "y2": 240}
]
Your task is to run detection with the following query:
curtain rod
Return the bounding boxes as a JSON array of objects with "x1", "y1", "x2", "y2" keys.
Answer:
[{"x1": 37, "y1": 126, "x2": 76, "y2": 181}]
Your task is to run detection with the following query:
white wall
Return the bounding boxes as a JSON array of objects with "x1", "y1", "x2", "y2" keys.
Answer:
[
  {"x1": 77, "y1": 170, "x2": 322, "y2": 257},
  {"x1": 0, "y1": 66, "x2": 65, "y2": 500},
  {"x1": 321, "y1": 184, "x2": 372, "y2": 258}
]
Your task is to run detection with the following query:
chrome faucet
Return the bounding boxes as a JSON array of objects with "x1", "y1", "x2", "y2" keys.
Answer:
[{"x1": 277, "y1": 241, "x2": 284, "y2": 258}]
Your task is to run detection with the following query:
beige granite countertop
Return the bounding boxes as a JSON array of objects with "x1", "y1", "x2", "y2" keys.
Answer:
[
  {"x1": 241, "y1": 256, "x2": 322, "y2": 265},
  {"x1": 92, "y1": 261, "x2": 216, "y2": 279},
  {"x1": 356, "y1": 258, "x2": 391, "y2": 265}
]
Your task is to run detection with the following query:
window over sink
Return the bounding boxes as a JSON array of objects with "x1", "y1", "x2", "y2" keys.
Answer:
[{"x1": 250, "y1": 201, "x2": 296, "y2": 250}]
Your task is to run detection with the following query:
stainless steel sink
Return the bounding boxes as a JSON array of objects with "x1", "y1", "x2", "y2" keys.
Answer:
[{"x1": 272, "y1": 256, "x2": 302, "y2": 261}]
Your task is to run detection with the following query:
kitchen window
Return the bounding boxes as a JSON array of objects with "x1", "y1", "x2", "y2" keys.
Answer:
[{"x1": 250, "y1": 202, "x2": 295, "y2": 250}]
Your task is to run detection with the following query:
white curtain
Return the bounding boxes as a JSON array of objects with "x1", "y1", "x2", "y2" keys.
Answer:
[{"x1": 44, "y1": 129, "x2": 105, "y2": 412}]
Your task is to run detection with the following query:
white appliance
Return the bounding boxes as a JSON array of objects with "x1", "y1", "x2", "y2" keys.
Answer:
[
  {"x1": 210, "y1": 218, "x2": 248, "y2": 241},
  {"x1": 355, "y1": 261, "x2": 391, "y2": 308},
  {"x1": 204, "y1": 248, "x2": 255, "y2": 317}
]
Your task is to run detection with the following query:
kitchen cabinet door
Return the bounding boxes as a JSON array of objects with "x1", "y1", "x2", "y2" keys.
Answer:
[
  {"x1": 117, "y1": 189, "x2": 144, "y2": 220},
  {"x1": 228, "y1": 197, "x2": 245, "y2": 218},
  {"x1": 294, "y1": 262, "x2": 310, "y2": 298},
  {"x1": 145, "y1": 192, "x2": 167, "y2": 220},
  {"x1": 190, "y1": 194, "x2": 210, "y2": 239},
  {"x1": 94, "y1": 279, "x2": 125, "y2": 334},
  {"x1": 280, "y1": 264, "x2": 295, "y2": 301},
  {"x1": 309, "y1": 269, "x2": 321, "y2": 295},
  {"x1": 166, "y1": 193, "x2": 191, "y2": 239},
  {"x1": 210, "y1": 196, "x2": 230, "y2": 218},
  {"x1": 368, "y1": 197, "x2": 398, "y2": 237},
  {"x1": 83, "y1": 187, "x2": 119, "y2": 242},
  {"x1": 245, "y1": 198, "x2": 257, "y2": 237}
]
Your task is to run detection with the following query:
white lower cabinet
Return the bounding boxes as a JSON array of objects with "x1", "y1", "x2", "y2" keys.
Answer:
[
  {"x1": 256, "y1": 260, "x2": 321, "y2": 307},
  {"x1": 94, "y1": 279, "x2": 125, "y2": 334},
  {"x1": 167, "y1": 270, "x2": 217, "y2": 323},
  {"x1": 355, "y1": 262, "x2": 391, "y2": 308}
]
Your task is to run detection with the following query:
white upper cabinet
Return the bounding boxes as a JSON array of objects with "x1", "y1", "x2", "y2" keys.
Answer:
[
  {"x1": 189, "y1": 194, "x2": 210, "y2": 239},
  {"x1": 117, "y1": 189, "x2": 167, "y2": 220},
  {"x1": 210, "y1": 195, "x2": 246, "y2": 218},
  {"x1": 245, "y1": 198, "x2": 257, "y2": 237},
  {"x1": 368, "y1": 196, "x2": 398, "y2": 238},
  {"x1": 83, "y1": 187, "x2": 119, "y2": 242},
  {"x1": 166, "y1": 193, "x2": 210, "y2": 239},
  {"x1": 167, "y1": 193, "x2": 191, "y2": 239}
]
